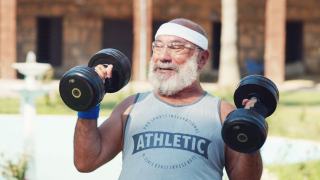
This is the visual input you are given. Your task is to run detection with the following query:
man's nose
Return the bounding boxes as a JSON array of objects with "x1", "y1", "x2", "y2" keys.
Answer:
[{"x1": 158, "y1": 47, "x2": 172, "y2": 62}]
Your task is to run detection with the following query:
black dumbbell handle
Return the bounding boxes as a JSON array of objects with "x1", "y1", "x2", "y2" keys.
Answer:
[{"x1": 102, "y1": 64, "x2": 108, "y2": 68}]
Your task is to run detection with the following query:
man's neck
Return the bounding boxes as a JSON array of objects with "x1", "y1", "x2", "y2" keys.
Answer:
[{"x1": 155, "y1": 82, "x2": 205, "y2": 106}]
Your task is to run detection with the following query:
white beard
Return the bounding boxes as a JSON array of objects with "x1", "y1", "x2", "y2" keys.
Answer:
[{"x1": 148, "y1": 50, "x2": 199, "y2": 96}]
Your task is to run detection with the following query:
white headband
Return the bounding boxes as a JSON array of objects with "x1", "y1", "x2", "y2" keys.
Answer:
[{"x1": 155, "y1": 22, "x2": 208, "y2": 50}]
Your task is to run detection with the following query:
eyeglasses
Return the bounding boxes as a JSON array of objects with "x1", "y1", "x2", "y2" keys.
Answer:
[{"x1": 152, "y1": 41, "x2": 201, "y2": 55}]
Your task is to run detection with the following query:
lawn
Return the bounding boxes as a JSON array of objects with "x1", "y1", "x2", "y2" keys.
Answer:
[
  {"x1": 0, "y1": 90, "x2": 134, "y2": 116},
  {"x1": 1, "y1": 89, "x2": 320, "y2": 139},
  {"x1": 267, "y1": 160, "x2": 320, "y2": 180}
]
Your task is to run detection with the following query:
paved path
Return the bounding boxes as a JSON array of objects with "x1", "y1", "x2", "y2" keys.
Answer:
[{"x1": 261, "y1": 168, "x2": 279, "y2": 180}]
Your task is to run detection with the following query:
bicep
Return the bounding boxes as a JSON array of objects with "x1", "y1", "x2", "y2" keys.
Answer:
[
  {"x1": 95, "y1": 95, "x2": 136, "y2": 166},
  {"x1": 220, "y1": 100, "x2": 240, "y2": 175}
]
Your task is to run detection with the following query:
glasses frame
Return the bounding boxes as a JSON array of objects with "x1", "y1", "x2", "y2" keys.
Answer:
[{"x1": 152, "y1": 41, "x2": 202, "y2": 55}]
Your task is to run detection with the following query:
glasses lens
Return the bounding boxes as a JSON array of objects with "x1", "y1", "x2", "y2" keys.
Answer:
[
  {"x1": 152, "y1": 42, "x2": 164, "y2": 54},
  {"x1": 168, "y1": 43, "x2": 190, "y2": 55},
  {"x1": 152, "y1": 42, "x2": 195, "y2": 55}
]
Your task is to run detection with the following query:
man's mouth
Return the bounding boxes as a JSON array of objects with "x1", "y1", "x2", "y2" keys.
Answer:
[
  {"x1": 153, "y1": 62, "x2": 179, "y2": 72},
  {"x1": 159, "y1": 68, "x2": 173, "y2": 70},
  {"x1": 156, "y1": 67, "x2": 177, "y2": 74}
]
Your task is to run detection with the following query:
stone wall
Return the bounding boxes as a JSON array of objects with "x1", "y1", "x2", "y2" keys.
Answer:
[
  {"x1": 60, "y1": 17, "x2": 102, "y2": 75},
  {"x1": 16, "y1": 0, "x2": 134, "y2": 77},
  {"x1": 238, "y1": 0, "x2": 320, "y2": 75},
  {"x1": 238, "y1": 21, "x2": 265, "y2": 74},
  {"x1": 304, "y1": 23, "x2": 320, "y2": 73},
  {"x1": 14, "y1": 0, "x2": 320, "y2": 80},
  {"x1": 286, "y1": 0, "x2": 320, "y2": 74}
]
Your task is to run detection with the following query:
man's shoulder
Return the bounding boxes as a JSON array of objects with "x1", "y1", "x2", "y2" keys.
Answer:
[
  {"x1": 204, "y1": 92, "x2": 236, "y2": 118},
  {"x1": 118, "y1": 91, "x2": 152, "y2": 106},
  {"x1": 120, "y1": 93, "x2": 139, "y2": 105}
]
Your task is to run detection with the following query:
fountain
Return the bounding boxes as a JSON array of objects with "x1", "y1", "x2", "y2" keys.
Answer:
[{"x1": 8, "y1": 51, "x2": 53, "y2": 180}]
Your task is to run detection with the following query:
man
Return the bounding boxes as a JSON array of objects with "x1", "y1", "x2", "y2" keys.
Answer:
[{"x1": 74, "y1": 18, "x2": 263, "y2": 180}]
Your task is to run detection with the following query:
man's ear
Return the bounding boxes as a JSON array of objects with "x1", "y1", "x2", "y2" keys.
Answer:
[{"x1": 198, "y1": 50, "x2": 210, "y2": 69}]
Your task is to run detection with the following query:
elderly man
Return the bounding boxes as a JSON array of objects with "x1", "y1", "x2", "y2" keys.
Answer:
[{"x1": 74, "y1": 18, "x2": 263, "y2": 180}]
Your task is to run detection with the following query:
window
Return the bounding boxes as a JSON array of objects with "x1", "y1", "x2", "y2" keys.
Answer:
[
  {"x1": 212, "y1": 22, "x2": 221, "y2": 70},
  {"x1": 102, "y1": 19, "x2": 133, "y2": 64},
  {"x1": 286, "y1": 22, "x2": 303, "y2": 64},
  {"x1": 37, "y1": 17, "x2": 62, "y2": 66}
]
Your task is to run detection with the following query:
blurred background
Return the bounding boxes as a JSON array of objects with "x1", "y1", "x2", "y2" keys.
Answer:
[{"x1": 0, "y1": 0, "x2": 320, "y2": 179}]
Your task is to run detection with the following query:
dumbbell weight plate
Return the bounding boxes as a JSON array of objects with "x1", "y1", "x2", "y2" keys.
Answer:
[
  {"x1": 88, "y1": 48, "x2": 131, "y2": 93},
  {"x1": 234, "y1": 75, "x2": 279, "y2": 117},
  {"x1": 221, "y1": 109, "x2": 268, "y2": 153},
  {"x1": 59, "y1": 66, "x2": 104, "y2": 112}
]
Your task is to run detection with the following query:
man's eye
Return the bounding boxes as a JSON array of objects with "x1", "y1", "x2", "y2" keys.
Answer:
[
  {"x1": 171, "y1": 45, "x2": 184, "y2": 49},
  {"x1": 155, "y1": 44, "x2": 163, "y2": 48}
]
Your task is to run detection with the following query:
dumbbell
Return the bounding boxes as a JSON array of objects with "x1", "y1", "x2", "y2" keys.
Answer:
[
  {"x1": 221, "y1": 75, "x2": 279, "y2": 153},
  {"x1": 59, "y1": 48, "x2": 131, "y2": 112}
]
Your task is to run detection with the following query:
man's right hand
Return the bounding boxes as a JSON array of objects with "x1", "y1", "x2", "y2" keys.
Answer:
[{"x1": 94, "y1": 64, "x2": 113, "y2": 83}]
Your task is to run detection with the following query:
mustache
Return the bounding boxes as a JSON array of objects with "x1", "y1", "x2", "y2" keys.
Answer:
[{"x1": 152, "y1": 62, "x2": 179, "y2": 72}]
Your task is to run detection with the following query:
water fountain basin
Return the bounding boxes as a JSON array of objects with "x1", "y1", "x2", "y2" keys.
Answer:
[{"x1": 12, "y1": 62, "x2": 52, "y2": 78}]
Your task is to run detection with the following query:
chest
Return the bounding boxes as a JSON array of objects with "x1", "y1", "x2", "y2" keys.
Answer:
[{"x1": 124, "y1": 92, "x2": 223, "y2": 154}]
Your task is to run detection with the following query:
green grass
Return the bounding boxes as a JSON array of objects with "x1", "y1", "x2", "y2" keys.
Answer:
[
  {"x1": 267, "y1": 105, "x2": 320, "y2": 141},
  {"x1": 0, "y1": 98, "x2": 20, "y2": 114},
  {"x1": 208, "y1": 90, "x2": 320, "y2": 106},
  {"x1": 2, "y1": 90, "x2": 320, "y2": 140},
  {"x1": 266, "y1": 160, "x2": 320, "y2": 180},
  {"x1": 0, "y1": 90, "x2": 135, "y2": 117},
  {"x1": 279, "y1": 91, "x2": 320, "y2": 106},
  {"x1": 1, "y1": 90, "x2": 320, "y2": 138}
]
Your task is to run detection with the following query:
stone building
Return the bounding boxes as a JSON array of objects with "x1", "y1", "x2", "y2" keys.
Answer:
[{"x1": 0, "y1": 0, "x2": 319, "y2": 81}]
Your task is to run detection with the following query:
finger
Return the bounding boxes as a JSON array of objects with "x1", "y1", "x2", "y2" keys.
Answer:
[
  {"x1": 105, "y1": 64, "x2": 113, "y2": 78},
  {"x1": 96, "y1": 64, "x2": 108, "y2": 74},
  {"x1": 94, "y1": 69, "x2": 103, "y2": 79},
  {"x1": 242, "y1": 99, "x2": 249, "y2": 106},
  {"x1": 244, "y1": 98, "x2": 258, "y2": 109},
  {"x1": 94, "y1": 65, "x2": 106, "y2": 80}
]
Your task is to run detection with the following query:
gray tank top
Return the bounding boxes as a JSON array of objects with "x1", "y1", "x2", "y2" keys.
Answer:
[{"x1": 119, "y1": 91, "x2": 225, "y2": 180}]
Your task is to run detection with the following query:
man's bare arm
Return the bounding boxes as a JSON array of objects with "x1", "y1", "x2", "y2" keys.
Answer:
[
  {"x1": 73, "y1": 95, "x2": 136, "y2": 172},
  {"x1": 221, "y1": 100, "x2": 263, "y2": 180},
  {"x1": 227, "y1": 151, "x2": 263, "y2": 180}
]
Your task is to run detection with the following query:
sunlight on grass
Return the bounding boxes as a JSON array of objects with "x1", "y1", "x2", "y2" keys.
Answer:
[
  {"x1": 0, "y1": 98, "x2": 20, "y2": 114},
  {"x1": 268, "y1": 105, "x2": 320, "y2": 141},
  {"x1": 279, "y1": 91, "x2": 320, "y2": 106},
  {"x1": 267, "y1": 160, "x2": 320, "y2": 180},
  {"x1": 1, "y1": 90, "x2": 320, "y2": 140}
]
